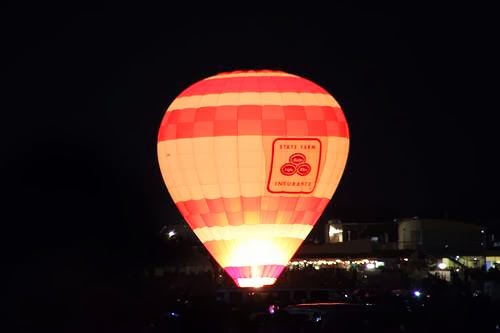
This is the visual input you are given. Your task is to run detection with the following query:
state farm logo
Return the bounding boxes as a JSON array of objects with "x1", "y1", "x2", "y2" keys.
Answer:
[
  {"x1": 280, "y1": 153, "x2": 312, "y2": 176},
  {"x1": 267, "y1": 138, "x2": 322, "y2": 194}
]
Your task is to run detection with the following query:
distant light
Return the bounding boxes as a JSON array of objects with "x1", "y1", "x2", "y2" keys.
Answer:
[
  {"x1": 268, "y1": 304, "x2": 278, "y2": 314},
  {"x1": 366, "y1": 263, "x2": 375, "y2": 270},
  {"x1": 481, "y1": 229, "x2": 485, "y2": 234},
  {"x1": 455, "y1": 256, "x2": 460, "y2": 260},
  {"x1": 438, "y1": 262, "x2": 447, "y2": 270},
  {"x1": 413, "y1": 290, "x2": 421, "y2": 297},
  {"x1": 168, "y1": 230, "x2": 176, "y2": 238},
  {"x1": 444, "y1": 244, "x2": 449, "y2": 248},
  {"x1": 473, "y1": 257, "x2": 478, "y2": 261},
  {"x1": 403, "y1": 258, "x2": 409, "y2": 262},
  {"x1": 456, "y1": 268, "x2": 460, "y2": 272}
]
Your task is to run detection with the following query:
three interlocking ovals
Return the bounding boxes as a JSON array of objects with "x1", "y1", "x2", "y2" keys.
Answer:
[{"x1": 280, "y1": 153, "x2": 312, "y2": 176}]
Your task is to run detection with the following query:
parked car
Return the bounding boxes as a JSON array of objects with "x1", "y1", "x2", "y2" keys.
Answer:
[{"x1": 257, "y1": 302, "x2": 408, "y2": 332}]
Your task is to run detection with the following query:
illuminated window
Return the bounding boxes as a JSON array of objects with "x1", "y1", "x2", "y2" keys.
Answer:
[{"x1": 328, "y1": 225, "x2": 343, "y2": 243}]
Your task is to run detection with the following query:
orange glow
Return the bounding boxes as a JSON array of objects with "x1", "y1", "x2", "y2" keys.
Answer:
[
  {"x1": 237, "y1": 277, "x2": 276, "y2": 288},
  {"x1": 157, "y1": 70, "x2": 349, "y2": 288},
  {"x1": 229, "y1": 239, "x2": 291, "y2": 267}
]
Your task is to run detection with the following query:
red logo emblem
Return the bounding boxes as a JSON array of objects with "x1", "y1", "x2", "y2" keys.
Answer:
[
  {"x1": 267, "y1": 138, "x2": 321, "y2": 194},
  {"x1": 280, "y1": 153, "x2": 312, "y2": 177}
]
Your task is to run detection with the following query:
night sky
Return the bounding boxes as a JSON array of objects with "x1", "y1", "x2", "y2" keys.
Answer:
[{"x1": 2, "y1": 2, "x2": 499, "y2": 306}]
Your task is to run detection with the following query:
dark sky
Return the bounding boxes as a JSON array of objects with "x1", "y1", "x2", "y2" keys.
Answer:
[{"x1": 2, "y1": 3, "x2": 499, "y2": 268}]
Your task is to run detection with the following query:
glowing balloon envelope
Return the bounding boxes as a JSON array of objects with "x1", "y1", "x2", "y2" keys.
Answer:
[{"x1": 157, "y1": 70, "x2": 349, "y2": 288}]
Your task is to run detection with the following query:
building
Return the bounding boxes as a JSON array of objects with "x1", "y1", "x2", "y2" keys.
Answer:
[
  {"x1": 397, "y1": 218, "x2": 482, "y2": 255},
  {"x1": 291, "y1": 219, "x2": 409, "y2": 275}
]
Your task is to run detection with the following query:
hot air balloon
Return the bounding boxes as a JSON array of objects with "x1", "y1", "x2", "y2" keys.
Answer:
[{"x1": 157, "y1": 70, "x2": 349, "y2": 288}]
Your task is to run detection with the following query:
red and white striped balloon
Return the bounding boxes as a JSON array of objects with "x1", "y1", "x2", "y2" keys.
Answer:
[{"x1": 157, "y1": 70, "x2": 349, "y2": 288}]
